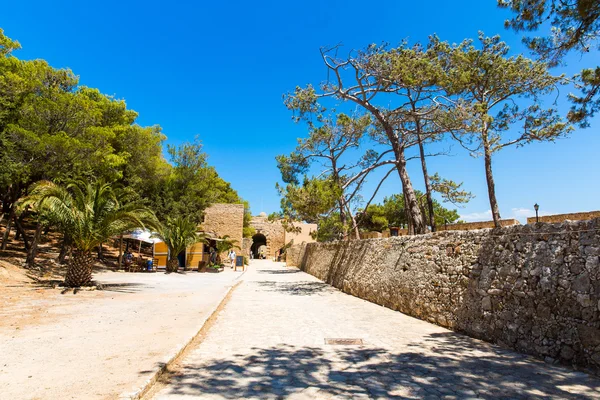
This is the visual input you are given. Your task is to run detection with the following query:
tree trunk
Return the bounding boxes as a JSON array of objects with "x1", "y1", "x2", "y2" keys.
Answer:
[
  {"x1": 64, "y1": 250, "x2": 94, "y2": 287},
  {"x1": 58, "y1": 235, "x2": 71, "y2": 264},
  {"x1": 118, "y1": 234, "x2": 123, "y2": 269},
  {"x1": 368, "y1": 108, "x2": 425, "y2": 235},
  {"x1": 1, "y1": 204, "x2": 15, "y2": 250},
  {"x1": 26, "y1": 223, "x2": 43, "y2": 268},
  {"x1": 484, "y1": 143, "x2": 502, "y2": 228},
  {"x1": 417, "y1": 134, "x2": 436, "y2": 232},
  {"x1": 97, "y1": 242, "x2": 103, "y2": 260},
  {"x1": 166, "y1": 256, "x2": 179, "y2": 273},
  {"x1": 13, "y1": 213, "x2": 30, "y2": 251},
  {"x1": 395, "y1": 149, "x2": 425, "y2": 234},
  {"x1": 345, "y1": 204, "x2": 361, "y2": 240},
  {"x1": 338, "y1": 198, "x2": 347, "y2": 239}
]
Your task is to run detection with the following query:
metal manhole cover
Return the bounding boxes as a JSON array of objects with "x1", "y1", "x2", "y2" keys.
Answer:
[{"x1": 325, "y1": 338, "x2": 364, "y2": 345}]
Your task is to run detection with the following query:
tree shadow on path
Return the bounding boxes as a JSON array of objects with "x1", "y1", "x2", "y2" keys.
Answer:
[
  {"x1": 157, "y1": 332, "x2": 600, "y2": 399},
  {"x1": 256, "y1": 280, "x2": 331, "y2": 296}
]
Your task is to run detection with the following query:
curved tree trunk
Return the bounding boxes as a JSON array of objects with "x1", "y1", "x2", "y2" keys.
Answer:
[{"x1": 64, "y1": 250, "x2": 94, "y2": 287}]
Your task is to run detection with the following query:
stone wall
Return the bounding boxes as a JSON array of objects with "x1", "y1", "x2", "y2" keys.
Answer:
[
  {"x1": 527, "y1": 211, "x2": 600, "y2": 224},
  {"x1": 200, "y1": 204, "x2": 244, "y2": 248},
  {"x1": 297, "y1": 219, "x2": 600, "y2": 373}
]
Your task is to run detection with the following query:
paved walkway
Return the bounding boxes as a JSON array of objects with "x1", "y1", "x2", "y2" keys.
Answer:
[
  {"x1": 0, "y1": 268, "x2": 243, "y2": 399},
  {"x1": 151, "y1": 260, "x2": 600, "y2": 400}
]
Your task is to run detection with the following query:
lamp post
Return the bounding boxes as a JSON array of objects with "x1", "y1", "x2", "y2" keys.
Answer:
[{"x1": 534, "y1": 203, "x2": 539, "y2": 223}]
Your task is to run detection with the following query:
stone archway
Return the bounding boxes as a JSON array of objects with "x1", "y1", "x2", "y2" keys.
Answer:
[{"x1": 251, "y1": 233, "x2": 267, "y2": 259}]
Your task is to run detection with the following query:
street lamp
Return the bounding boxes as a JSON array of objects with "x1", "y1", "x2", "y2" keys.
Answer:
[{"x1": 534, "y1": 203, "x2": 539, "y2": 223}]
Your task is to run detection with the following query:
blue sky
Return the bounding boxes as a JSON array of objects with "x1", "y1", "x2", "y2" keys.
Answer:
[{"x1": 2, "y1": 0, "x2": 598, "y2": 222}]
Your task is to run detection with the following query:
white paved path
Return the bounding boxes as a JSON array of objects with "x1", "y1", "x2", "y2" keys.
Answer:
[{"x1": 151, "y1": 260, "x2": 600, "y2": 399}]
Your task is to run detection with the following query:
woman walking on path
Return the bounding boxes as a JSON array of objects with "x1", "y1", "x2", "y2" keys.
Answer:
[{"x1": 229, "y1": 249, "x2": 236, "y2": 268}]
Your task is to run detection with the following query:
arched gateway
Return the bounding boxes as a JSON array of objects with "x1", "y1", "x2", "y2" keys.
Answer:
[{"x1": 251, "y1": 233, "x2": 267, "y2": 259}]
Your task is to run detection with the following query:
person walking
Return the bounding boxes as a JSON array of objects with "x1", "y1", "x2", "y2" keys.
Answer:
[{"x1": 229, "y1": 249, "x2": 236, "y2": 268}]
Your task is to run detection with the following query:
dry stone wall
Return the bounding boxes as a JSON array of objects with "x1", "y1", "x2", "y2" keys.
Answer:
[{"x1": 295, "y1": 219, "x2": 600, "y2": 373}]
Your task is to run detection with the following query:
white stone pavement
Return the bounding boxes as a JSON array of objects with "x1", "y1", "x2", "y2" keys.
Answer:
[{"x1": 151, "y1": 260, "x2": 600, "y2": 399}]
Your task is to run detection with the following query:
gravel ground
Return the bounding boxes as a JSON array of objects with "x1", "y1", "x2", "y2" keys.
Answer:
[{"x1": 0, "y1": 268, "x2": 243, "y2": 400}]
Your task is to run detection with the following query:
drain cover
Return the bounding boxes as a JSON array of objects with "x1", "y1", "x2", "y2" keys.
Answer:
[{"x1": 324, "y1": 338, "x2": 364, "y2": 345}]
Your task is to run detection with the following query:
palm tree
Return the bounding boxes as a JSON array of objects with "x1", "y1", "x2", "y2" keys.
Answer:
[
  {"x1": 154, "y1": 216, "x2": 204, "y2": 273},
  {"x1": 21, "y1": 180, "x2": 157, "y2": 287}
]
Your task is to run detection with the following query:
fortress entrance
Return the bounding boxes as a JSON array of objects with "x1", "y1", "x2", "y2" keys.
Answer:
[{"x1": 251, "y1": 233, "x2": 267, "y2": 259}]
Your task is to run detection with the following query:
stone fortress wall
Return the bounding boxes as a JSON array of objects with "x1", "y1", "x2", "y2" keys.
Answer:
[
  {"x1": 288, "y1": 219, "x2": 600, "y2": 374},
  {"x1": 200, "y1": 203, "x2": 245, "y2": 250}
]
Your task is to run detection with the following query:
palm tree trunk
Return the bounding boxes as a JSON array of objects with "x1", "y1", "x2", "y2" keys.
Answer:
[
  {"x1": 26, "y1": 223, "x2": 43, "y2": 268},
  {"x1": 166, "y1": 256, "x2": 179, "y2": 273},
  {"x1": 64, "y1": 250, "x2": 94, "y2": 287}
]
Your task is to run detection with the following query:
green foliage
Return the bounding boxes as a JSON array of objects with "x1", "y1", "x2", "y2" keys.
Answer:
[
  {"x1": 499, "y1": 0, "x2": 600, "y2": 127},
  {"x1": 429, "y1": 173, "x2": 474, "y2": 205},
  {"x1": 276, "y1": 176, "x2": 342, "y2": 225},
  {"x1": 21, "y1": 180, "x2": 157, "y2": 252},
  {"x1": 154, "y1": 216, "x2": 204, "y2": 265},
  {"x1": 314, "y1": 213, "x2": 345, "y2": 242},
  {"x1": 142, "y1": 138, "x2": 243, "y2": 224},
  {"x1": 0, "y1": 28, "x2": 20, "y2": 57},
  {"x1": 0, "y1": 30, "x2": 245, "y2": 239},
  {"x1": 433, "y1": 33, "x2": 572, "y2": 224},
  {"x1": 242, "y1": 200, "x2": 255, "y2": 238},
  {"x1": 356, "y1": 192, "x2": 461, "y2": 233},
  {"x1": 499, "y1": 0, "x2": 600, "y2": 65},
  {"x1": 215, "y1": 235, "x2": 240, "y2": 254}
]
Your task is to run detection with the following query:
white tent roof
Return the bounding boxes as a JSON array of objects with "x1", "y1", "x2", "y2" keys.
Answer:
[{"x1": 122, "y1": 229, "x2": 162, "y2": 244}]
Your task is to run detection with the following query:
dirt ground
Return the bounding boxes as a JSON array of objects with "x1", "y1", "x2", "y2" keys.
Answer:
[{"x1": 0, "y1": 223, "x2": 243, "y2": 399}]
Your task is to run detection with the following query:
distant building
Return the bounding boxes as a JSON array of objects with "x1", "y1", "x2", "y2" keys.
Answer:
[{"x1": 153, "y1": 204, "x2": 317, "y2": 269}]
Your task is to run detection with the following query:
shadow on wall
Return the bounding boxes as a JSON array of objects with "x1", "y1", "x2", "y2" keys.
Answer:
[
  {"x1": 152, "y1": 332, "x2": 600, "y2": 399},
  {"x1": 298, "y1": 219, "x2": 600, "y2": 375}
]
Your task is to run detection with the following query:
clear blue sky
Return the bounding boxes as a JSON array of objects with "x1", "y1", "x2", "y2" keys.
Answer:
[{"x1": 2, "y1": 0, "x2": 598, "y2": 222}]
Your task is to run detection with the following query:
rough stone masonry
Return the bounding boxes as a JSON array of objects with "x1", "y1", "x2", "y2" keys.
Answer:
[{"x1": 290, "y1": 218, "x2": 600, "y2": 374}]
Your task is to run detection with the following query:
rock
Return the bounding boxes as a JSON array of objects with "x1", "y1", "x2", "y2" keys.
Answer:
[
  {"x1": 482, "y1": 296, "x2": 492, "y2": 311},
  {"x1": 573, "y1": 272, "x2": 591, "y2": 293},
  {"x1": 560, "y1": 345, "x2": 575, "y2": 360}
]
